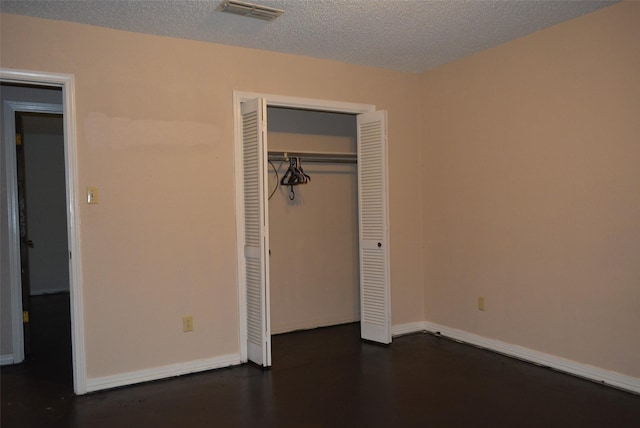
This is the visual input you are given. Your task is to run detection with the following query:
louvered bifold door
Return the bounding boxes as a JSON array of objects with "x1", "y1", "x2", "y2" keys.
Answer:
[
  {"x1": 357, "y1": 110, "x2": 391, "y2": 344},
  {"x1": 241, "y1": 98, "x2": 272, "y2": 366}
]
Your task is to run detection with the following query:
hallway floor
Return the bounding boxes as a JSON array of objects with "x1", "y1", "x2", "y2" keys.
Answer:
[{"x1": 2, "y1": 295, "x2": 639, "y2": 427}]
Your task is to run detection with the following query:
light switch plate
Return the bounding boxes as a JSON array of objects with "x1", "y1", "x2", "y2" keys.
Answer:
[{"x1": 87, "y1": 187, "x2": 99, "y2": 204}]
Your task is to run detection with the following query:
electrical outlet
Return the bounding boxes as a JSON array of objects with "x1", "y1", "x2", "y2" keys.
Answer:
[
  {"x1": 183, "y1": 316, "x2": 193, "y2": 332},
  {"x1": 478, "y1": 296, "x2": 485, "y2": 311}
]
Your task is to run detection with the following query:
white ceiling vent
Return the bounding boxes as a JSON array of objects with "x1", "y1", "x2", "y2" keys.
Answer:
[{"x1": 218, "y1": 1, "x2": 284, "y2": 21}]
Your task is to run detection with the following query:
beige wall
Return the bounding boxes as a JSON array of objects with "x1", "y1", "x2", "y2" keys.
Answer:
[
  {"x1": 421, "y1": 2, "x2": 640, "y2": 377},
  {"x1": 267, "y1": 108, "x2": 359, "y2": 334},
  {"x1": 0, "y1": 14, "x2": 424, "y2": 378}
]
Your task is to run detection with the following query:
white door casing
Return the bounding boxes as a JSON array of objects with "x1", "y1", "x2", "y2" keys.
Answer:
[{"x1": 357, "y1": 111, "x2": 391, "y2": 344}]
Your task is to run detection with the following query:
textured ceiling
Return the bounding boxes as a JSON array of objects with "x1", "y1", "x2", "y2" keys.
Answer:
[{"x1": 0, "y1": 0, "x2": 617, "y2": 73}]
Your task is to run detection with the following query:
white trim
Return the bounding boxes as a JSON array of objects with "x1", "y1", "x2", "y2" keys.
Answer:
[
  {"x1": 392, "y1": 321, "x2": 640, "y2": 395},
  {"x1": 391, "y1": 321, "x2": 426, "y2": 337},
  {"x1": 234, "y1": 91, "x2": 375, "y2": 114},
  {"x1": 2, "y1": 101, "x2": 61, "y2": 113},
  {"x1": 233, "y1": 91, "x2": 376, "y2": 364},
  {"x1": 0, "y1": 68, "x2": 86, "y2": 395},
  {"x1": 85, "y1": 353, "x2": 242, "y2": 393},
  {"x1": 0, "y1": 354, "x2": 15, "y2": 366}
]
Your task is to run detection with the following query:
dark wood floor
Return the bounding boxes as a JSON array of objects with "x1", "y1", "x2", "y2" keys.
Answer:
[{"x1": 2, "y1": 294, "x2": 639, "y2": 428}]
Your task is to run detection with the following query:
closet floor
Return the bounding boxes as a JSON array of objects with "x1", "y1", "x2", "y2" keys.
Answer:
[{"x1": 2, "y1": 299, "x2": 639, "y2": 428}]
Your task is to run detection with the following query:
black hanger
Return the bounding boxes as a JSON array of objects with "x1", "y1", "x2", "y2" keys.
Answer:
[
  {"x1": 297, "y1": 158, "x2": 311, "y2": 183},
  {"x1": 280, "y1": 157, "x2": 310, "y2": 200}
]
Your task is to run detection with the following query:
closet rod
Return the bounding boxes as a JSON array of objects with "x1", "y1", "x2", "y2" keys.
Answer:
[{"x1": 267, "y1": 150, "x2": 357, "y2": 164}]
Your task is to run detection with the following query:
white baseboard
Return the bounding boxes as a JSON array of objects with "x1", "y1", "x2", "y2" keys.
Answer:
[
  {"x1": 0, "y1": 354, "x2": 15, "y2": 366},
  {"x1": 391, "y1": 321, "x2": 426, "y2": 337},
  {"x1": 85, "y1": 353, "x2": 242, "y2": 393},
  {"x1": 392, "y1": 321, "x2": 640, "y2": 395}
]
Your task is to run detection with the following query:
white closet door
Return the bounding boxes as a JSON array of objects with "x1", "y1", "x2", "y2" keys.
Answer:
[
  {"x1": 357, "y1": 110, "x2": 391, "y2": 344},
  {"x1": 241, "y1": 98, "x2": 272, "y2": 366}
]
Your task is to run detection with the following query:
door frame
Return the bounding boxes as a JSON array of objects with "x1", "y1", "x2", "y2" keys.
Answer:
[
  {"x1": 233, "y1": 91, "x2": 377, "y2": 362},
  {"x1": 1, "y1": 69, "x2": 86, "y2": 394}
]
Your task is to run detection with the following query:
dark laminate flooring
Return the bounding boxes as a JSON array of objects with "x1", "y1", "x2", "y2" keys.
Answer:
[{"x1": 2, "y1": 294, "x2": 639, "y2": 428}]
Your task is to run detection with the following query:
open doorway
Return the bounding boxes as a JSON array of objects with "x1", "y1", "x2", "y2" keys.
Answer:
[
  {"x1": 17, "y1": 110, "x2": 73, "y2": 384},
  {"x1": 1, "y1": 69, "x2": 85, "y2": 394},
  {"x1": 266, "y1": 107, "x2": 360, "y2": 338},
  {"x1": 1, "y1": 84, "x2": 72, "y2": 389}
]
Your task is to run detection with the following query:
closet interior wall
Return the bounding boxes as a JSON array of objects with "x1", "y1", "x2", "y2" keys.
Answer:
[{"x1": 267, "y1": 107, "x2": 359, "y2": 334}]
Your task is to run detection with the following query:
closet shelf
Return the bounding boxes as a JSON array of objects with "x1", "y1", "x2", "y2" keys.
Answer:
[{"x1": 267, "y1": 150, "x2": 357, "y2": 164}]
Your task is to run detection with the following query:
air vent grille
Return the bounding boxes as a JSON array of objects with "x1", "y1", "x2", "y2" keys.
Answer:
[{"x1": 218, "y1": 1, "x2": 284, "y2": 21}]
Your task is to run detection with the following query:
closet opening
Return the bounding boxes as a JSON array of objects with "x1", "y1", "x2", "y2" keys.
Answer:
[
  {"x1": 235, "y1": 92, "x2": 391, "y2": 368},
  {"x1": 266, "y1": 107, "x2": 360, "y2": 350}
]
